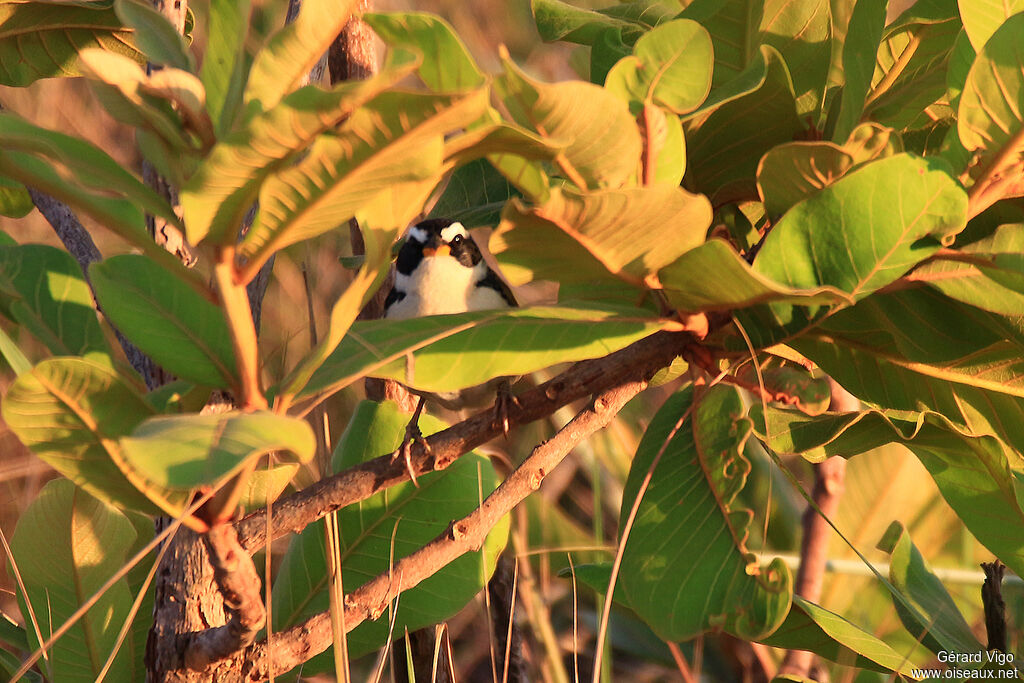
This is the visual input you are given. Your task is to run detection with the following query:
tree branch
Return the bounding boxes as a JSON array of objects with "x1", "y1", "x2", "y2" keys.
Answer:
[
  {"x1": 235, "y1": 330, "x2": 691, "y2": 552},
  {"x1": 222, "y1": 378, "x2": 649, "y2": 680}
]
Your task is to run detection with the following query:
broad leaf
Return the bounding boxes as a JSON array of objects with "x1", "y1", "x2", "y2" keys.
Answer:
[
  {"x1": 114, "y1": 0, "x2": 194, "y2": 71},
  {"x1": 877, "y1": 522, "x2": 981, "y2": 656},
  {"x1": 299, "y1": 306, "x2": 671, "y2": 401},
  {"x1": 605, "y1": 19, "x2": 713, "y2": 115},
  {"x1": 429, "y1": 158, "x2": 520, "y2": 228},
  {"x1": 958, "y1": 13, "x2": 1024, "y2": 157},
  {"x1": 90, "y1": 255, "x2": 238, "y2": 389},
  {"x1": 245, "y1": 0, "x2": 356, "y2": 110},
  {"x1": 757, "y1": 405, "x2": 1024, "y2": 576},
  {"x1": 658, "y1": 239, "x2": 848, "y2": 313},
  {"x1": 0, "y1": 175, "x2": 32, "y2": 218},
  {"x1": 531, "y1": 0, "x2": 663, "y2": 45},
  {"x1": 200, "y1": 0, "x2": 252, "y2": 134},
  {"x1": 759, "y1": 597, "x2": 918, "y2": 675},
  {"x1": 831, "y1": 0, "x2": 885, "y2": 142},
  {"x1": 183, "y1": 53, "x2": 419, "y2": 245},
  {"x1": 685, "y1": 46, "x2": 803, "y2": 204},
  {"x1": 759, "y1": 0, "x2": 832, "y2": 117},
  {"x1": 958, "y1": 0, "x2": 1024, "y2": 51},
  {"x1": 10, "y1": 480, "x2": 137, "y2": 682},
  {"x1": 2, "y1": 358, "x2": 159, "y2": 514},
  {"x1": 118, "y1": 411, "x2": 315, "y2": 517},
  {"x1": 495, "y1": 55, "x2": 642, "y2": 189},
  {"x1": 494, "y1": 185, "x2": 711, "y2": 287},
  {"x1": 364, "y1": 12, "x2": 485, "y2": 92},
  {"x1": 0, "y1": 245, "x2": 111, "y2": 365},
  {"x1": 272, "y1": 401, "x2": 508, "y2": 661},
  {"x1": 238, "y1": 89, "x2": 489, "y2": 269},
  {"x1": 0, "y1": 1, "x2": 142, "y2": 86},
  {"x1": 620, "y1": 385, "x2": 792, "y2": 641}
]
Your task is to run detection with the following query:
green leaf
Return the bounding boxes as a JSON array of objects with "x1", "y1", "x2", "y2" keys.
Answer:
[
  {"x1": 743, "y1": 154, "x2": 967, "y2": 344},
  {"x1": 364, "y1": 12, "x2": 485, "y2": 92},
  {"x1": 0, "y1": 1, "x2": 142, "y2": 86},
  {"x1": 756, "y1": 405, "x2": 1024, "y2": 577},
  {"x1": 495, "y1": 55, "x2": 642, "y2": 189},
  {"x1": 685, "y1": 46, "x2": 803, "y2": 204},
  {"x1": 876, "y1": 522, "x2": 981, "y2": 656},
  {"x1": 0, "y1": 245, "x2": 110, "y2": 364},
  {"x1": 245, "y1": 0, "x2": 356, "y2": 110},
  {"x1": 620, "y1": 385, "x2": 792, "y2": 641},
  {"x1": 659, "y1": 240, "x2": 848, "y2": 313},
  {"x1": 238, "y1": 89, "x2": 488, "y2": 268},
  {"x1": 300, "y1": 306, "x2": 670, "y2": 401},
  {"x1": 605, "y1": 19, "x2": 713, "y2": 115},
  {"x1": 89, "y1": 254, "x2": 238, "y2": 388},
  {"x1": 531, "y1": 0, "x2": 654, "y2": 45},
  {"x1": 10, "y1": 479, "x2": 137, "y2": 682},
  {"x1": 958, "y1": 13, "x2": 1024, "y2": 156},
  {"x1": 242, "y1": 463, "x2": 299, "y2": 511},
  {"x1": 429, "y1": 158, "x2": 520, "y2": 228},
  {"x1": 493, "y1": 184, "x2": 711, "y2": 286},
  {"x1": 759, "y1": 597, "x2": 918, "y2": 675},
  {"x1": 272, "y1": 401, "x2": 508, "y2": 660},
  {"x1": 114, "y1": 0, "x2": 194, "y2": 71},
  {"x1": 0, "y1": 175, "x2": 32, "y2": 218},
  {"x1": 182, "y1": 54, "x2": 418, "y2": 245},
  {"x1": 832, "y1": 0, "x2": 885, "y2": 142},
  {"x1": 2, "y1": 358, "x2": 160, "y2": 513},
  {"x1": 913, "y1": 223, "x2": 1024, "y2": 316},
  {"x1": 757, "y1": 122, "x2": 899, "y2": 220},
  {"x1": 958, "y1": 0, "x2": 1024, "y2": 51},
  {"x1": 0, "y1": 322, "x2": 31, "y2": 375},
  {"x1": 200, "y1": 0, "x2": 251, "y2": 134},
  {"x1": 946, "y1": 29, "x2": 975, "y2": 108},
  {"x1": 118, "y1": 411, "x2": 314, "y2": 516}
]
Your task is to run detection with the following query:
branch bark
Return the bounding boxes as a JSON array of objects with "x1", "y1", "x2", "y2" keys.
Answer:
[
  {"x1": 236, "y1": 330, "x2": 690, "y2": 552},
  {"x1": 218, "y1": 378, "x2": 650, "y2": 680}
]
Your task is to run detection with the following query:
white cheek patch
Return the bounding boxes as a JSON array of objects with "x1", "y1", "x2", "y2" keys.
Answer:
[
  {"x1": 440, "y1": 222, "x2": 468, "y2": 243},
  {"x1": 407, "y1": 226, "x2": 428, "y2": 244}
]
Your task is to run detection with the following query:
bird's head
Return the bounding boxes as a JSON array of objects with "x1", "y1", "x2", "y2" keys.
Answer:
[{"x1": 396, "y1": 218, "x2": 482, "y2": 275}]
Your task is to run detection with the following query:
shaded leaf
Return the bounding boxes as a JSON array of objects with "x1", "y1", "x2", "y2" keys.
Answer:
[
  {"x1": 114, "y1": 0, "x2": 194, "y2": 71},
  {"x1": 531, "y1": 0, "x2": 655, "y2": 45},
  {"x1": 685, "y1": 46, "x2": 803, "y2": 204},
  {"x1": 429, "y1": 158, "x2": 519, "y2": 228},
  {"x1": 242, "y1": 463, "x2": 299, "y2": 510},
  {"x1": 605, "y1": 19, "x2": 713, "y2": 115},
  {"x1": 620, "y1": 385, "x2": 792, "y2": 641},
  {"x1": 90, "y1": 255, "x2": 238, "y2": 388},
  {"x1": 2, "y1": 358, "x2": 159, "y2": 513},
  {"x1": 832, "y1": 0, "x2": 886, "y2": 142},
  {"x1": 0, "y1": 1, "x2": 142, "y2": 86},
  {"x1": 495, "y1": 55, "x2": 642, "y2": 189},
  {"x1": 299, "y1": 306, "x2": 671, "y2": 401},
  {"x1": 272, "y1": 401, "x2": 507, "y2": 660},
  {"x1": 10, "y1": 480, "x2": 136, "y2": 682},
  {"x1": 118, "y1": 411, "x2": 314, "y2": 516},
  {"x1": 0, "y1": 245, "x2": 111, "y2": 364},
  {"x1": 0, "y1": 175, "x2": 32, "y2": 218},
  {"x1": 200, "y1": 0, "x2": 251, "y2": 134}
]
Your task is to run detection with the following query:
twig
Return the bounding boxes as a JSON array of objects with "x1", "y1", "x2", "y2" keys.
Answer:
[
  {"x1": 778, "y1": 379, "x2": 855, "y2": 678},
  {"x1": 981, "y1": 561, "x2": 1007, "y2": 653},
  {"x1": 183, "y1": 523, "x2": 267, "y2": 670},
  {"x1": 220, "y1": 379, "x2": 649, "y2": 680},
  {"x1": 235, "y1": 331, "x2": 689, "y2": 552}
]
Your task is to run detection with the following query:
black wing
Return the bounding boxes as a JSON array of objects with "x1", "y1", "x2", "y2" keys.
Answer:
[{"x1": 478, "y1": 268, "x2": 518, "y2": 307}]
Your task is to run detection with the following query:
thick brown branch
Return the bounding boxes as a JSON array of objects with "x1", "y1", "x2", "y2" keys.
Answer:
[
  {"x1": 224, "y1": 379, "x2": 648, "y2": 680},
  {"x1": 183, "y1": 524, "x2": 267, "y2": 670},
  {"x1": 981, "y1": 561, "x2": 1007, "y2": 653},
  {"x1": 236, "y1": 330, "x2": 690, "y2": 552}
]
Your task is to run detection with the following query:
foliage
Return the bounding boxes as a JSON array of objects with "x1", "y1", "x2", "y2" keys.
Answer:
[{"x1": 1, "y1": 0, "x2": 1024, "y2": 680}]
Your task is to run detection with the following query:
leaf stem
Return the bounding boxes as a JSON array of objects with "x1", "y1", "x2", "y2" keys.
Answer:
[
  {"x1": 967, "y1": 124, "x2": 1024, "y2": 218},
  {"x1": 215, "y1": 245, "x2": 267, "y2": 410}
]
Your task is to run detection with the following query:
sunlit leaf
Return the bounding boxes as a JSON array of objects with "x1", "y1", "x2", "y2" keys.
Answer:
[
  {"x1": 200, "y1": 0, "x2": 251, "y2": 134},
  {"x1": 958, "y1": 13, "x2": 1024, "y2": 156},
  {"x1": 364, "y1": 12, "x2": 485, "y2": 91},
  {"x1": 832, "y1": 0, "x2": 885, "y2": 142},
  {"x1": 90, "y1": 255, "x2": 238, "y2": 388},
  {"x1": 620, "y1": 385, "x2": 792, "y2": 641},
  {"x1": 2, "y1": 358, "x2": 160, "y2": 514},
  {"x1": 0, "y1": 175, "x2": 32, "y2": 218},
  {"x1": 11, "y1": 480, "x2": 137, "y2": 682},
  {"x1": 957, "y1": 0, "x2": 1024, "y2": 51},
  {"x1": 0, "y1": 1, "x2": 142, "y2": 86}
]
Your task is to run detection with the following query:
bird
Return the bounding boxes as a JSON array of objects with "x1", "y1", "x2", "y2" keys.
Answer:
[{"x1": 383, "y1": 218, "x2": 518, "y2": 482}]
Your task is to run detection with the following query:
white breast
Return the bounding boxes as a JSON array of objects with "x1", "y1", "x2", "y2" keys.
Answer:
[{"x1": 387, "y1": 256, "x2": 507, "y2": 320}]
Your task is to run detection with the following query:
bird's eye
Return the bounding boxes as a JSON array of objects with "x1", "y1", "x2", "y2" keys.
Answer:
[{"x1": 450, "y1": 234, "x2": 463, "y2": 245}]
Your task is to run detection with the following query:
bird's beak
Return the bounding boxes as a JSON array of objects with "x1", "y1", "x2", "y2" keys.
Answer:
[{"x1": 423, "y1": 245, "x2": 451, "y2": 257}]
